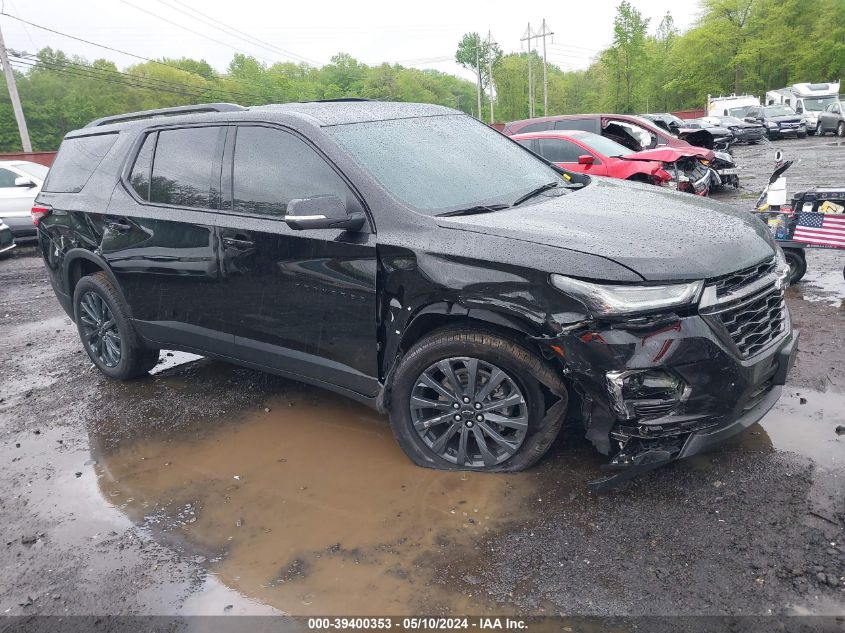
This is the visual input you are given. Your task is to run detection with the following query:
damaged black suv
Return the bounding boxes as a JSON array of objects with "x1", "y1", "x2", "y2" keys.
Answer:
[{"x1": 35, "y1": 101, "x2": 798, "y2": 486}]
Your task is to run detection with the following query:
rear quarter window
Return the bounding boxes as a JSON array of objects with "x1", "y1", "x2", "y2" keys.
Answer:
[{"x1": 42, "y1": 133, "x2": 118, "y2": 193}]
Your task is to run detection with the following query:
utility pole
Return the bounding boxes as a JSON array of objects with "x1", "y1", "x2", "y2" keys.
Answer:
[
  {"x1": 0, "y1": 23, "x2": 31, "y2": 152},
  {"x1": 538, "y1": 19, "x2": 554, "y2": 116},
  {"x1": 521, "y1": 23, "x2": 534, "y2": 118},
  {"x1": 474, "y1": 38, "x2": 482, "y2": 121},
  {"x1": 487, "y1": 30, "x2": 495, "y2": 124}
]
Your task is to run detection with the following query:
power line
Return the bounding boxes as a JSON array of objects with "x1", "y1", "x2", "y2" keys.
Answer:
[
  {"x1": 160, "y1": 0, "x2": 317, "y2": 66},
  {"x1": 0, "y1": 12, "x2": 286, "y2": 97},
  {"x1": 117, "y1": 0, "x2": 303, "y2": 69},
  {"x1": 11, "y1": 52, "x2": 271, "y2": 101},
  {"x1": 9, "y1": 58, "x2": 222, "y2": 99}
]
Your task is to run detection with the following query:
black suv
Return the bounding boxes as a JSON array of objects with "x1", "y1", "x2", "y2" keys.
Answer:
[{"x1": 35, "y1": 101, "x2": 798, "y2": 485}]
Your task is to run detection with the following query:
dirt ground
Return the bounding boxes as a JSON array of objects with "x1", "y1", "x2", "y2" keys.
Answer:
[{"x1": 1, "y1": 136, "x2": 844, "y2": 623}]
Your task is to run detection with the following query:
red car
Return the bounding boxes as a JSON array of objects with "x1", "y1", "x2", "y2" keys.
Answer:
[
  {"x1": 511, "y1": 130, "x2": 714, "y2": 195},
  {"x1": 502, "y1": 113, "x2": 716, "y2": 161},
  {"x1": 511, "y1": 130, "x2": 675, "y2": 186}
]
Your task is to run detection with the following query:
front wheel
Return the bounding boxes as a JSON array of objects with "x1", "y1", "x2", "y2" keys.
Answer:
[
  {"x1": 838, "y1": 122, "x2": 845, "y2": 138},
  {"x1": 389, "y1": 329, "x2": 567, "y2": 472},
  {"x1": 783, "y1": 248, "x2": 807, "y2": 284},
  {"x1": 73, "y1": 272, "x2": 160, "y2": 380}
]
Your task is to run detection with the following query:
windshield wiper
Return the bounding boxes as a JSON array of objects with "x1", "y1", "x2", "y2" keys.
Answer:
[
  {"x1": 512, "y1": 181, "x2": 561, "y2": 207},
  {"x1": 437, "y1": 204, "x2": 509, "y2": 217}
]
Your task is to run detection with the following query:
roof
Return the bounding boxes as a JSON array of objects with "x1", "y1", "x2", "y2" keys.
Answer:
[
  {"x1": 78, "y1": 100, "x2": 462, "y2": 134},
  {"x1": 511, "y1": 129, "x2": 590, "y2": 139},
  {"x1": 251, "y1": 101, "x2": 458, "y2": 126}
]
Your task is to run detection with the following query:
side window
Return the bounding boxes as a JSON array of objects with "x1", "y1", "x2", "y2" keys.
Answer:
[
  {"x1": 150, "y1": 127, "x2": 222, "y2": 209},
  {"x1": 555, "y1": 119, "x2": 597, "y2": 133},
  {"x1": 232, "y1": 126, "x2": 349, "y2": 216},
  {"x1": 129, "y1": 133, "x2": 155, "y2": 200},
  {"x1": 536, "y1": 138, "x2": 585, "y2": 163},
  {"x1": 519, "y1": 121, "x2": 552, "y2": 133},
  {"x1": 42, "y1": 133, "x2": 118, "y2": 193},
  {"x1": 0, "y1": 168, "x2": 17, "y2": 188},
  {"x1": 513, "y1": 138, "x2": 534, "y2": 151}
]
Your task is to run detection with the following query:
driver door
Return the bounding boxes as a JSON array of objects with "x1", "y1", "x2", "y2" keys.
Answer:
[{"x1": 215, "y1": 124, "x2": 379, "y2": 397}]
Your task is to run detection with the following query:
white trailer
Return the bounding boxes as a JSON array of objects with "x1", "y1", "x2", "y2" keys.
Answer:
[
  {"x1": 764, "y1": 82, "x2": 840, "y2": 135},
  {"x1": 707, "y1": 94, "x2": 761, "y2": 118}
]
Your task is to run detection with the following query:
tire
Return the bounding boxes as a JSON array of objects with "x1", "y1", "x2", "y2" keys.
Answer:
[
  {"x1": 818, "y1": 124, "x2": 826, "y2": 137},
  {"x1": 389, "y1": 328, "x2": 567, "y2": 472},
  {"x1": 798, "y1": 132, "x2": 807, "y2": 139},
  {"x1": 73, "y1": 272, "x2": 160, "y2": 380},
  {"x1": 783, "y1": 249, "x2": 807, "y2": 284},
  {"x1": 838, "y1": 122, "x2": 845, "y2": 138}
]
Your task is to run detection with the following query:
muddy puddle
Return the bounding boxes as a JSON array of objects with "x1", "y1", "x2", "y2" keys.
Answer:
[
  {"x1": 89, "y1": 383, "x2": 536, "y2": 615},
  {"x1": 83, "y1": 354, "x2": 845, "y2": 616}
]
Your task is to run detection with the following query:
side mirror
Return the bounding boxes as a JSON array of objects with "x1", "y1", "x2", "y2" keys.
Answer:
[
  {"x1": 284, "y1": 195, "x2": 365, "y2": 231},
  {"x1": 577, "y1": 154, "x2": 594, "y2": 165},
  {"x1": 14, "y1": 176, "x2": 36, "y2": 188}
]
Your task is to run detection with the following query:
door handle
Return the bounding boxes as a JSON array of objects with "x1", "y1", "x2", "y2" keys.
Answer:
[
  {"x1": 223, "y1": 237, "x2": 255, "y2": 248},
  {"x1": 106, "y1": 220, "x2": 132, "y2": 233}
]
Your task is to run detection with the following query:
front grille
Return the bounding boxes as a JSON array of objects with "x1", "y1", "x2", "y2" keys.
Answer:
[
  {"x1": 705, "y1": 285, "x2": 787, "y2": 358},
  {"x1": 710, "y1": 257, "x2": 776, "y2": 297},
  {"x1": 701, "y1": 257, "x2": 788, "y2": 359}
]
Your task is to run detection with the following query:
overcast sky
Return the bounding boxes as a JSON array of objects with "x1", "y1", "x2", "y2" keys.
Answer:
[{"x1": 2, "y1": 0, "x2": 704, "y2": 81}]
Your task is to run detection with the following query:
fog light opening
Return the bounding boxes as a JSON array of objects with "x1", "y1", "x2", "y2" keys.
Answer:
[{"x1": 606, "y1": 369, "x2": 687, "y2": 421}]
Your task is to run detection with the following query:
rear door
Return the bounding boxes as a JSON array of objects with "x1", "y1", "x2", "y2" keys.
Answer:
[
  {"x1": 215, "y1": 124, "x2": 379, "y2": 396},
  {"x1": 102, "y1": 125, "x2": 232, "y2": 355}
]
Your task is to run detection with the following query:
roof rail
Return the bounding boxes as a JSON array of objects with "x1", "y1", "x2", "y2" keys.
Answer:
[{"x1": 84, "y1": 103, "x2": 246, "y2": 128}]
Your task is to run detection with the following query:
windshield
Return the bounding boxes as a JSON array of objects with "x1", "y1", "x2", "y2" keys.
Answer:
[
  {"x1": 763, "y1": 105, "x2": 796, "y2": 117},
  {"x1": 573, "y1": 132, "x2": 633, "y2": 157},
  {"x1": 803, "y1": 96, "x2": 838, "y2": 111},
  {"x1": 728, "y1": 106, "x2": 752, "y2": 117},
  {"x1": 328, "y1": 115, "x2": 568, "y2": 214},
  {"x1": 15, "y1": 162, "x2": 49, "y2": 181}
]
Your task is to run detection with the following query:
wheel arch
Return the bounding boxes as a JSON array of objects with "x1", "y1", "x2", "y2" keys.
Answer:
[
  {"x1": 377, "y1": 301, "x2": 556, "y2": 413},
  {"x1": 63, "y1": 250, "x2": 132, "y2": 319}
]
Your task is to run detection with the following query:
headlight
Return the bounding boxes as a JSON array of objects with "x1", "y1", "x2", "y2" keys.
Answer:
[
  {"x1": 766, "y1": 121, "x2": 778, "y2": 128},
  {"x1": 549, "y1": 275, "x2": 704, "y2": 316}
]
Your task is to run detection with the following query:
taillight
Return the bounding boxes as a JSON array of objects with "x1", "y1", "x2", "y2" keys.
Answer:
[{"x1": 31, "y1": 205, "x2": 51, "y2": 226}]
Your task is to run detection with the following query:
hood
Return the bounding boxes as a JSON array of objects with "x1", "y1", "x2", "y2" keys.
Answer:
[
  {"x1": 436, "y1": 178, "x2": 775, "y2": 282},
  {"x1": 621, "y1": 147, "x2": 707, "y2": 163},
  {"x1": 769, "y1": 115, "x2": 802, "y2": 124}
]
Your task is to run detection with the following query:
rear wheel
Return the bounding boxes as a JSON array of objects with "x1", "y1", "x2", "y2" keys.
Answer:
[
  {"x1": 783, "y1": 248, "x2": 807, "y2": 284},
  {"x1": 73, "y1": 272, "x2": 159, "y2": 380},
  {"x1": 389, "y1": 329, "x2": 567, "y2": 472}
]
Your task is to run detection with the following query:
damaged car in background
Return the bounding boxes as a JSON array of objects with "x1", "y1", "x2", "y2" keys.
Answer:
[
  {"x1": 35, "y1": 101, "x2": 797, "y2": 490},
  {"x1": 511, "y1": 129, "x2": 706, "y2": 192},
  {"x1": 503, "y1": 113, "x2": 738, "y2": 195}
]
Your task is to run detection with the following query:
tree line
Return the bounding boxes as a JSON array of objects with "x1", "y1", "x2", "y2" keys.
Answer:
[{"x1": 1, "y1": 0, "x2": 842, "y2": 151}]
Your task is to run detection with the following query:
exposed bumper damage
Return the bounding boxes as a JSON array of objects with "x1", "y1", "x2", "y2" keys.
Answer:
[{"x1": 540, "y1": 308, "x2": 799, "y2": 492}]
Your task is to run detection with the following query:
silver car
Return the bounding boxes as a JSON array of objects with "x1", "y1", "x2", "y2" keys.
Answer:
[
  {"x1": 0, "y1": 160, "x2": 49, "y2": 240},
  {"x1": 817, "y1": 100, "x2": 845, "y2": 137}
]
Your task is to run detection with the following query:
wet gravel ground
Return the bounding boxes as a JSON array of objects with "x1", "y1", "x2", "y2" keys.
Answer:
[{"x1": 1, "y1": 136, "x2": 844, "y2": 621}]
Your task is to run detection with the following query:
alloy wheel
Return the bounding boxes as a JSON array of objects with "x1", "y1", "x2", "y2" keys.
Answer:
[
  {"x1": 78, "y1": 291, "x2": 122, "y2": 368},
  {"x1": 409, "y1": 357, "x2": 529, "y2": 467}
]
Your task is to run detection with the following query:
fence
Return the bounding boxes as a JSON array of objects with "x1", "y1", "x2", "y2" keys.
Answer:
[{"x1": 0, "y1": 151, "x2": 57, "y2": 167}]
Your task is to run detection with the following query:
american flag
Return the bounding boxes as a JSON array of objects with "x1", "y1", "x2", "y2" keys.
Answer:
[{"x1": 792, "y1": 212, "x2": 845, "y2": 248}]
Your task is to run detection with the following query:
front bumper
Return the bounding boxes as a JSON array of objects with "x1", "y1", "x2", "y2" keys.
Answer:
[
  {"x1": 546, "y1": 306, "x2": 798, "y2": 478},
  {"x1": 678, "y1": 329, "x2": 797, "y2": 458},
  {"x1": 1, "y1": 215, "x2": 37, "y2": 238}
]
